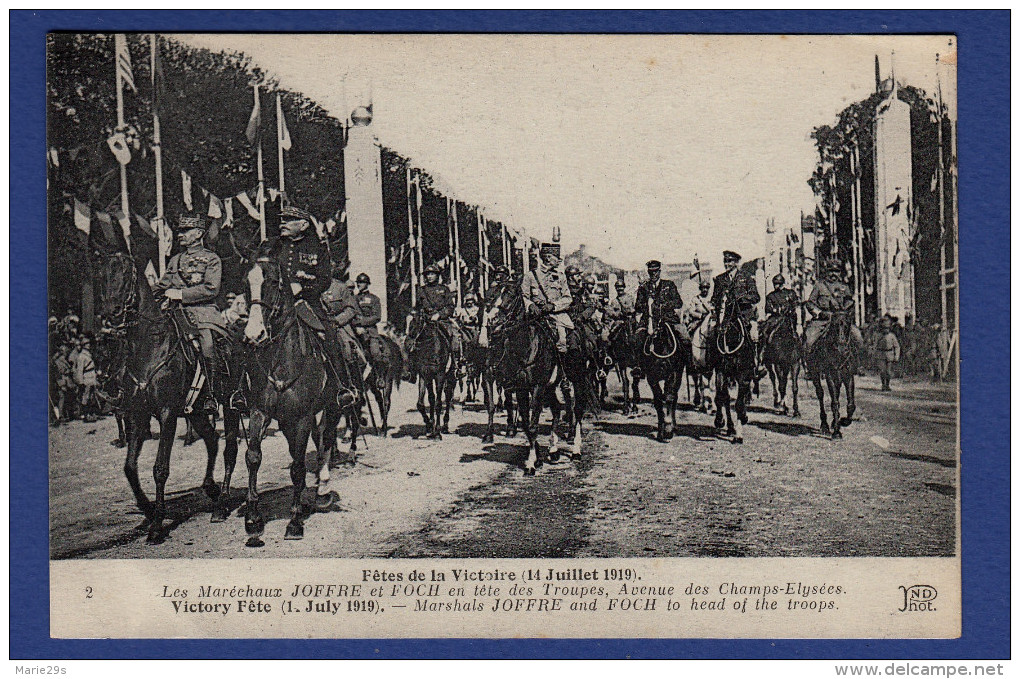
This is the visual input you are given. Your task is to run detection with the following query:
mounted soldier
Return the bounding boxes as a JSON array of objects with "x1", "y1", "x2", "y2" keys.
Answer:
[
  {"x1": 483, "y1": 264, "x2": 511, "y2": 308},
  {"x1": 257, "y1": 205, "x2": 357, "y2": 407},
  {"x1": 635, "y1": 259, "x2": 684, "y2": 339},
  {"x1": 410, "y1": 263, "x2": 460, "y2": 356},
  {"x1": 522, "y1": 241, "x2": 573, "y2": 354},
  {"x1": 351, "y1": 272, "x2": 384, "y2": 365},
  {"x1": 683, "y1": 278, "x2": 713, "y2": 337},
  {"x1": 603, "y1": 277, "x2": 635, "y2": 342},
  {"x1": 803, "y1": 259, "x2": 864, "y2": 358},
  {"x1": 155, "y1": 215, "x2": 227, "y2": 412},
  {"x1": 711, "y1": 249, "x2": 763, "y2": 377},
  {"x1": 456, "y1": 292, "x2": 481, "y2": 328},
  {"x1": 762, "y1": 273, "x2": 799, "y2": 345},
  {"x1": 322, "y1": 261, "x2": 364, "y2": 366}
]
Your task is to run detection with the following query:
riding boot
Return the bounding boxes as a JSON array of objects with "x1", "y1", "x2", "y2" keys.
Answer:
[
  {"x1": 322, "y1": 335, "x2": 359, "y2": 410},
  {"x1": 201, "y1": 353, "x2": 221, "y2": 414}
]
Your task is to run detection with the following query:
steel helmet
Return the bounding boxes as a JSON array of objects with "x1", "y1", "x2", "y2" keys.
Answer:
[{"x1": 356, "y1": 272, "x2": 371, "y2": 284}]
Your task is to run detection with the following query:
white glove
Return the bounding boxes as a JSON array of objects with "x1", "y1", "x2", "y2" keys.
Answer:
[
  {"x1": 290, "y1": 282, "x2": 303, "y2": 296},
  {"x1": 164, "y1": 288, "x2": 183, "y2": 301},
  {"x1": 430, "y1": 313, "x2": 440, "y2": 321}
]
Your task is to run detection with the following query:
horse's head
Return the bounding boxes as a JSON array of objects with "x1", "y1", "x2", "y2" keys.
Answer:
[
  {"x1": 244, "y1": 259, "x2": 282, "y2": 345},
  {"x1": 98, "y1": 252, "x2": 138, "y2": 327},
  {"x1": 486, "y1": 280, "x2": 523, "y2": 329}
]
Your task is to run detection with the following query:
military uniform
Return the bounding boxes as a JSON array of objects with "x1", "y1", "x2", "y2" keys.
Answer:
[
  {"x1": 711, "y1": 267, "x2": 759, "y2": 324},
  {"x1": 603, "y1": 289, "x2": 635, "y2": 341},
  {"x1": 803, "y1": 276, "x2": 864, "y2": 354},
  {"x1": 522, "y1": 259, "x2": 573, "y2": 352},
  {"x1": 875, "y1": 326, "x2": 901, "y2": 390},
  {"x1": 635, "y1": 278, "x2": 684, "y2": 334},
  {"x1": 683, "y1": 291, "x2": 713, "y2": 333},
  {"x1": 322, "y1": 278, "x2": 363, "y2": 364},
  {"x1": 156, "y1": 244, "x2": 225, "y2": 369},
  {"x1": 353, "y1": 287, "x2": 384, "y2": 363},
  {"x1": 415, "y1": 280, "x2": 460, "y2": 353},
  {"x1": 762, "y1": 287, "x2": 799, "y2": 341}
]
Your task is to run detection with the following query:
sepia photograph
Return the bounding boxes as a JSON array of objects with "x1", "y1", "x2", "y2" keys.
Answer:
[{"x1": 40, "y1": 28, "x2": 967, "y2": 640}]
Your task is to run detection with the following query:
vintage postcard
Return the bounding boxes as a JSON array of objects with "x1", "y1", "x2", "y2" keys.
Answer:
[{"x1": 46, "y1": 32, "x2": 959, "y2": 639}]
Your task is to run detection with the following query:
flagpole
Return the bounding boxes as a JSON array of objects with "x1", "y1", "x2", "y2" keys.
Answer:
[
  {"x1": 452, "y1": 200, "x2": 462, "y2": 307},
  {"x1": 115, "y1": 36, "x2": 130, "y2": 225},
  {"x1": 254, "y1": 84, "x2": 266, "y2": 241},
  {"x1": 477, "y1": 210, "x2": 487, "y2": 293},
  {"x1": 406, "y1": 167, "x2": 418, "y2": 309},
  {"x1": 276, "y1": 93, "x2": 286, "y2": 194},
  {"x1": 414, "y1": 172, "x2": 424, "y2": 292},
  {"x1": 151, "y1": 34, "x2": 166, "y2": 277}
]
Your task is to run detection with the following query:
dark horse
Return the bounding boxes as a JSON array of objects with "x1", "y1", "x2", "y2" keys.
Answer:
[
  {"x1": 763, "y1": 315, "x2": 802, "y2": 417},
  {"x1": 242, "y1": 259, "x2": 360, "y2": 543},
  {"x1": 363, "y1": 333, "x2": 405, "y2": 437},
  {"x1": 99, "y1": 252, "x2": 242, "y2": 543},
  {"x1": 636, "y1": 319, "x2": 686, "y2": 442},
  {"x1": 606, "y1": 319, "x2": 642, "y2": 415},
  {"x1": 486, "y1": 284, "x2": 589, "y2": 474},
  {"x1": 406, "y1": 315, "x2": 456, "y2": 439},
  {"x1": 806, "y1": 311, "x2": 859, "y2": 439},
  {"x1": 707, "y1": 309, "x2": 755, "y2": 444}
]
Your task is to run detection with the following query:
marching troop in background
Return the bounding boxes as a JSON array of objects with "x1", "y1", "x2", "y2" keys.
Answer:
[{"x1": 49, "y1": 225, "x2": 953, "y2": 427}]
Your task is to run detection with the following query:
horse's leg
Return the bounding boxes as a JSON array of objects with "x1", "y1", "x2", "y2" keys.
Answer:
[
  {"x1": 442, "y1": 371, "x2": 455, "y2": 434},
  {"x1": 381, "y1": 377, "x2": 393, "y2": 437},
  {"x1": 113, "y1": 412, "x2": 127, "y2": 447},
  {"x1": 813, "y1": 375, "x2": 830, "y2": 434},
  {"x1": 123, "y1": 410, "x2": 154, "y2": 525},
  {"x1": 147, "y1": 409, "x2": 178, "y2": 544},
  {"x1": 285, "y1": 417, "x2": 315, "y2": 539},
  {"x1": 548, "y1": 389, "x2": 561, "y2": 462},
  {"x1": 416, "y1": 378, "x2": 431, "y2": 436},
  {"x1": 318, "y1": 404, "x2": 343, "y2": 512},
  {"x1": 732, "y1": 380, "x2": 747, "y2": 444},
  {"x1": 650, "y1": 377, "x2": 667, "y2": 442},
  {"x1": 840, "y1": 373, "x2": 856, "y2": 428},
  {"x1": 632, "y1": 372, "x2": 642, "y2": 404},
  {"x1": 666, "y1": 371, "x2": 678, "y2": 441},
  {"x1": 189, "y1": 413, "x2": 220, "y2": 501},
  {"x1": 791, "y1": 360, "x2": 801, "y2": 417},
  {"x1": 572, "y1": 381, "x2": 585, "y2": 460},
  {"x1": 519, "y1": 390, "x2": 538, "y2": 476},
  {"x1": 828, "y1": 373, "x2": 842, "y2": 440},
  {"x1": 211, "y1": 409, "x2": 239, "y2": 522},
  {"x1": 713, "y1": 372, "x2": 726, "y2": 430},
  {"x1": 768, "y1": 362, "x2": 779, "y2": 409},
  {"x1": 243, "y1": 408, "x2": 269, "y2": 544},
  {"x1": 481, "y1": 374, "x2": 495, "y2": 443},
  {"x1": 505, "y1": 388, "x2": 517, "y2": 437}
]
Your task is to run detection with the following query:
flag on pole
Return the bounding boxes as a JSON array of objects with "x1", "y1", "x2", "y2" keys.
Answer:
[
  {"x1": 181, "y1": 170, "x2": 193, "y2": 211},
  {"x1": 73, "y1": 198, "x2": 91, "y2": 235},
  {"x1": 114, "y1": 209, "x2": 132, "y2": 244},
  {"x1": 245, "y1": 85, "x2": 262, "y2": 147},
  {"x1": 95, "y1": 211, "x2": 118, "y2": 244},
  {"x1": 278, "y1": 95, "x2": 292, "y2": 151},
  {"x1": 236, "y1": 190, "x2": 260, "y2": 220},
  {"x1": 143, "y1": 260, "x2": 158, "y2": 288},
  {"x1": 151, "y1": 34, "x2": 165, "y2": 116},
  {"x1": 208, "y1": 194, "x2": 223, "y2": 219},
  {"x1": 134, "y1": 213, "x2": 157, "y2": 239},
  {"x1": 107, "y1": 133, "x2": 131, "y2": 165},
  {"x1": 222, "y1": 198, "x2": 234, "y2": 228},
  {"x1": 114, "y1": 34, "x2": 136, "y2": 93}
]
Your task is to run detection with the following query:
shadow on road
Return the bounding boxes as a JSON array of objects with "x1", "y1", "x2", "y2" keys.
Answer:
[
  {"x1": 924, "y1": 482, "x2": 956, "y2": 497},
  {"x1": 750, "y1": 419, "x2": 818, "y2": 437},
  {"x1": 52, "y1": 484, "x2": 250, "y2": 559},
  {"x1": 459, "y1": 442, "x2": 525, "y2": 469},
  {"x1": 888, "y1": 450, "x2": 957, "y2": 469},
  {"x1": 597, "y1": 420, "x2": 719, "y2": 442}
]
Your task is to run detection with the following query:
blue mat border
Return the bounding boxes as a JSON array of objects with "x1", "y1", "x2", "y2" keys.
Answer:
[{"x1": 11, "y1": 10, "x2": 1008, "y2": 660}]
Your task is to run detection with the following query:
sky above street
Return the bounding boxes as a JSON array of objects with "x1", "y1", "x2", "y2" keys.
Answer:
[{"x1": 180, "y1": 33, "x2": 954, "y2": 270}]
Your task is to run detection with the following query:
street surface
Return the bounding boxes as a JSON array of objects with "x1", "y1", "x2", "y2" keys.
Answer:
[{"x1": 50, "y1": 375, "x2": 957, "y2": 559}]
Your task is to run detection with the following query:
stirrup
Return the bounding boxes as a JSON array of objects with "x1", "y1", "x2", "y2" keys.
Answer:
[
  {"x1": 337, "y1": 388, "x2": 358, "y2": 410},
  {"x1": 228, "y1": 390, "x2": 249, "y2": 413}
]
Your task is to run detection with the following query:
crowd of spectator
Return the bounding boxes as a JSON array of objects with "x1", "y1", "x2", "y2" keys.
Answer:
[{"x1": 860, "y1": 312, "x2": 956, "y2": 386}]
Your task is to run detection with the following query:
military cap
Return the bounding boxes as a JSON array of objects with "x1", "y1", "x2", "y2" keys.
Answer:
[
  {"x1": 826, "y1": 259, "x2": 842, "y2": 272},
  {"x1": 565, "y1": 264, "x2": 581, "y2": 276},
  {"x1": 614, "y1": 279, "x2": 626, "y2": 288},
  {"x1": 424, "y1": 263, "x2": 440, "y2": 274},
  {"x1": 464, "y1": 293, "x2": 478, "y2": 302},
  {"x1": 539, "y1": 242, "x2": 560, "y2": 257},
  {"x1": 646, "y1": 259, "x2": 662, "y2": 271},
  {"x1": 281, "y1": 205, "x2": 314, "y2": 223},
  {"x1": 356, "y1": 272, "x2": 371, "y2": 284},
  {"x1": 722, "y1": 250, "x2": 741, "y2": 261},
  {"x1": 773, "y1": 273, "x2": 786, "y2": 285},
  {"x1": 178, "y1": 215, "x2": 207, "y2": 231},
  {"x1": 699, "y1": 279, "x2": 711, "y2": 289},
  {"x1": 494, "y1": 264, "x2": 509, "y2": 276}
]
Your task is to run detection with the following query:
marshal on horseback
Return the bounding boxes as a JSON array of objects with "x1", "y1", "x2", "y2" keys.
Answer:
[
  {"x1": 242, "y1": 205, "x2": 362, "y2": 544},
  {"x1": 101, "y1": 216, "x2": 245, "y2": 543}
]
